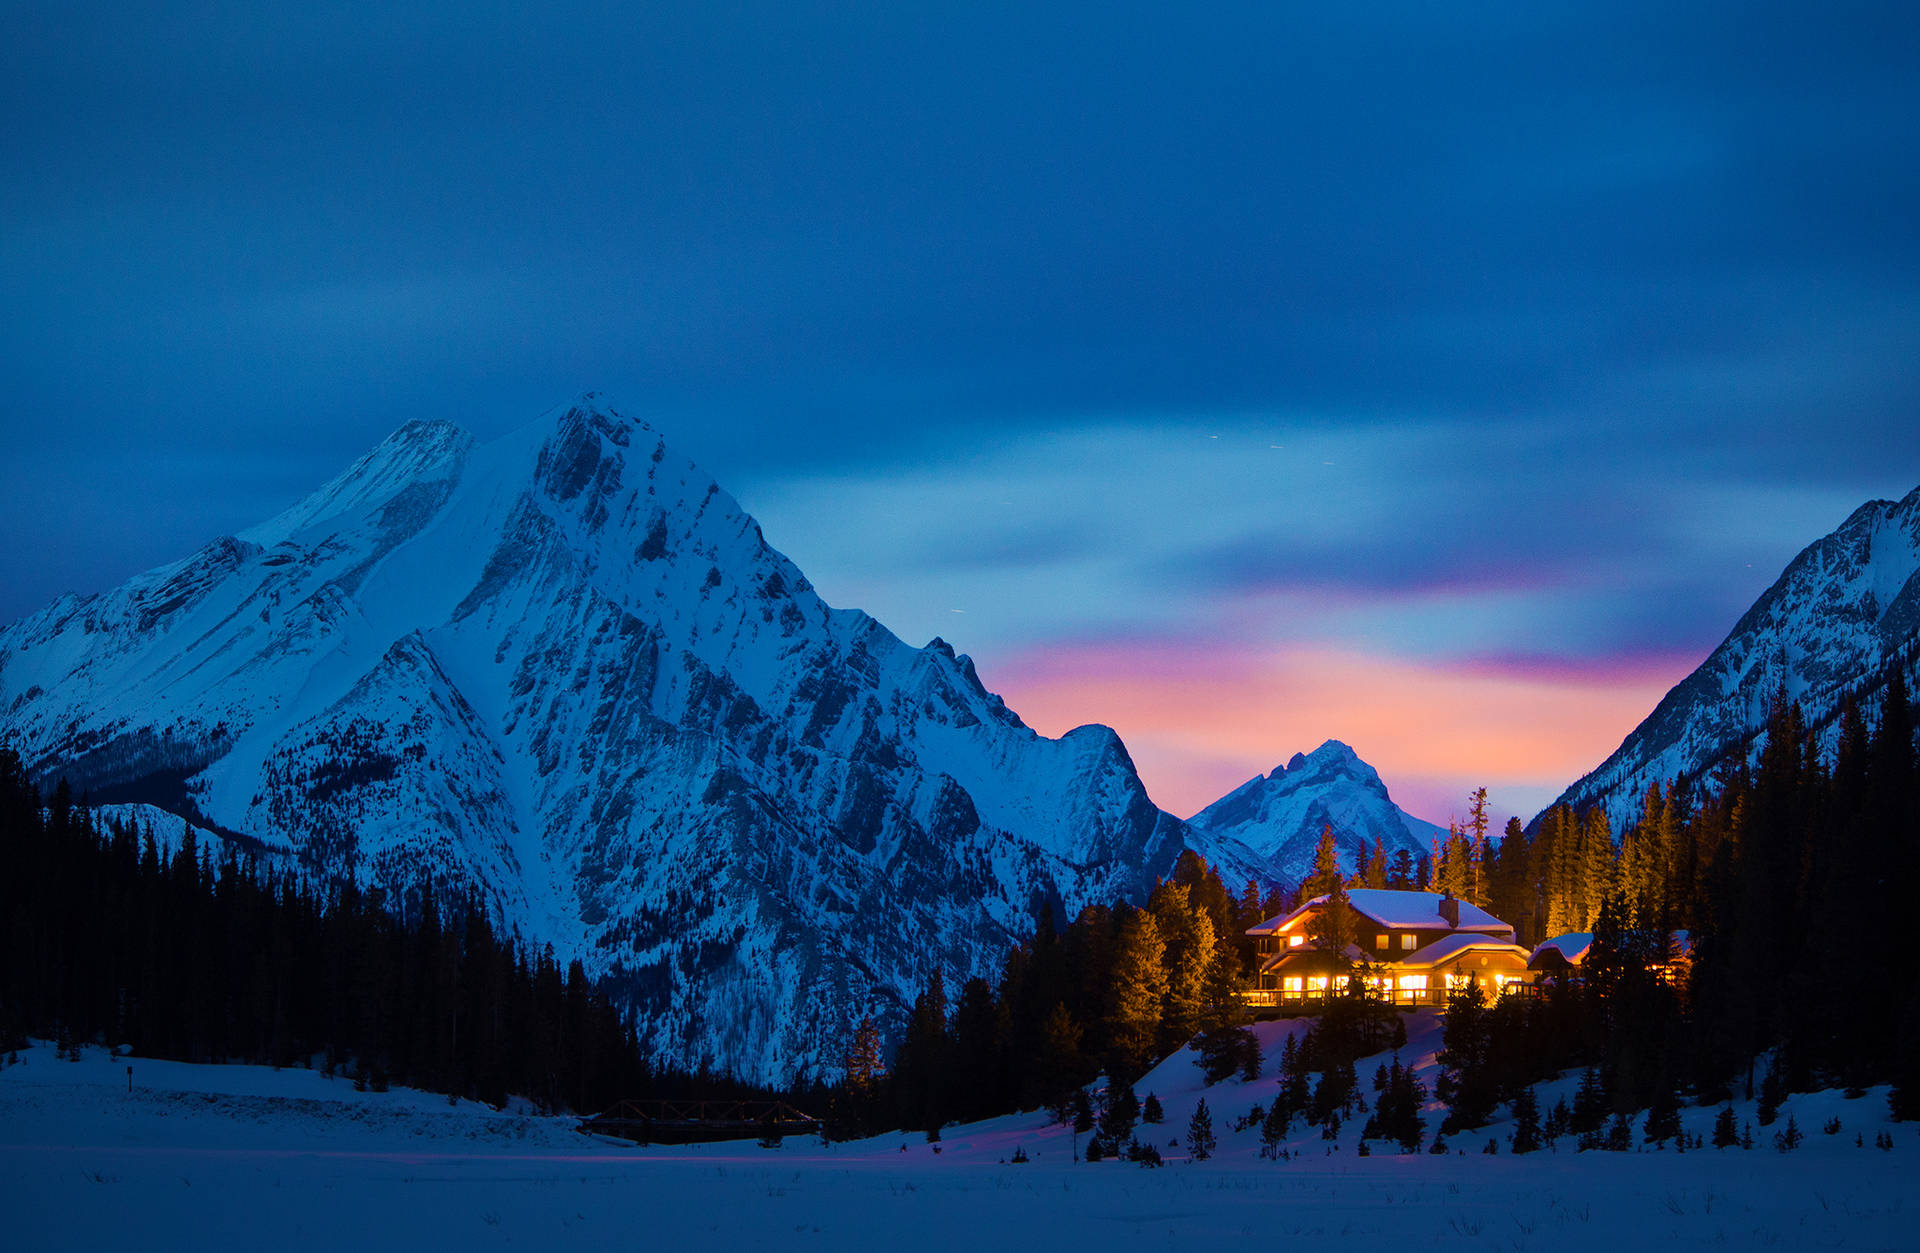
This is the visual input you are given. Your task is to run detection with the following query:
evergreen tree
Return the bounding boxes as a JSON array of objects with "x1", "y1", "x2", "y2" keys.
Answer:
[
  {"x1": 1259, "y1": 1095, "x2": 1291, "y2": 1158},
  {"x1": 1435, "y1": 978, "x2": 1496, "y2": 1131},
  {"x1": 1508, "y1": 1085, "x2": 1541, "y2": 1154},
  {"x1": 1299, "y1": 824, "x2": 1343, "y2": 902},
  {"x1": 1099, "y1": 1084, "x2": 1139, "y2": 1145},
  {"x1": 1464, "y1": 787, "x2": 1491, "y2": 905},
  {"x1": 1363, "y1": 840, "x2": 1388, "y2": 889},
  {"x1": 1186, "y1": 1097, "x2": 1216, "y2": 1161},
  {"x1": 1105, "y1": 909, "x2": 1168, "y2": 1079},
  {"x1": 1306, "y1": 879, "x2": 1356, "y2": 965},
  {"x1": 1643, "y1": 1086, "x2": 1681, "y2": 1147},
  {"x1": 1712, "y1": 1105, "x2": 1739, "y2": 1148}
]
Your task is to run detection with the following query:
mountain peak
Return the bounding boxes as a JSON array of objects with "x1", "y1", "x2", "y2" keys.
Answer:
[
  {"x1": 1188, "y1": 741, "x2": 1440, "y2": 884},
  {"x1": 0, "y1": 393, "x2": 1190, "y2": 1084},
  {"x1": 1546, "y1": 480, "x2": 1920, "y2": 828}
]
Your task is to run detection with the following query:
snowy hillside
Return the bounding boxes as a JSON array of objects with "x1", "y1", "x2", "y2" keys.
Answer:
[
  {"x1": 0, "y1": 394, "x2": 1196, "y2": 1083},
  {"x1": 1185, "y1": 741, "x2": 1447, "y2": 885},
  {"x1": 1548, "y1": 484, "x2": 1920, "y2": 829}
]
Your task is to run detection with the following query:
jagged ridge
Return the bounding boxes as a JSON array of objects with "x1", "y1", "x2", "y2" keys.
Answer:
[
  {"x1": 1, "y1": 394, "x2": 1206, "y2": 1083},
  {"x1": 1545, "y1": 484, "x2": 1920, "y2": 829}
]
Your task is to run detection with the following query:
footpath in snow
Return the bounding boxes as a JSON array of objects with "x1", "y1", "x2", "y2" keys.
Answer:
[{"x1": 2, "y1": 1020, "x2": 1912, "y2": 1252}]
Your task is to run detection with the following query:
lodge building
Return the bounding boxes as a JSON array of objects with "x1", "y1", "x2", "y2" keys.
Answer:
[{"x1": 1243, "y1": 888, "x2": 1535, "y2": 1009}]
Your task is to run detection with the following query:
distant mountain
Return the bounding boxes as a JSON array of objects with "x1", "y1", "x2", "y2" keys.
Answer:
[
  {"x1": 1185, "y1": 740, "x2": 1447, "y2": 885},
  {"x1": 1547, "y1": 484, "x2": 1920, "y2": 829},
  {"x1": 0, "y1": 394, "x2": 1196, "y2": 1083}
]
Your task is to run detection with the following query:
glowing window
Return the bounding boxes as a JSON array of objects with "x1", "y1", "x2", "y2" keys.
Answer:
[
  {"x1": 1307, "y1": 976, "x2": 1329, "y2": 991},
  {"x1": 1397, "y1": 974, "x2": 1427, "y2": 990},
  {"x1": 1281, "y1": 976, "x2": 1303, "y2": 992},
  {"x1": 1374, "y1": 933, "x2": 1389, "y2": 950},
  {"x1": 1288, "y1": 934, "x2": 1305, "y2": 948},
  {"x1": 1400, "y1": 933, "x2": 1417, "y2": 950}
]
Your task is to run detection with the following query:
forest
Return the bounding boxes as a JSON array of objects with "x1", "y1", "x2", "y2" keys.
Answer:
[
  {"x1": 0, "y1": 748, "x2": 774, "y2": 1114},
  {"x1": 849, "y1": 670, "x2": 1920, "y2": 1148},
  {"x1": 2, "y1": 669, "x2": 1916, "y2": 1150}
]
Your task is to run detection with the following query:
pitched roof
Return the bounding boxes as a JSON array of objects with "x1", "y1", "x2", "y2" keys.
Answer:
[
  {"x1": 1530, "y1": 932, "x2": 1594, "y2": 966},
  {"x1": 1248, "y1": 888, "x2": 1515, "y2": 937},
  {"x1": 1398, "y1": 932, "x2": 1533, "y2": 969}
]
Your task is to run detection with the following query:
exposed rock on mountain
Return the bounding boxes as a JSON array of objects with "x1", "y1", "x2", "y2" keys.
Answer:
[
  {"x1": 1, "y1": 395, "x2": 1191, "y2": 1082},
  {"x1": 1547, "y1": 484, "x2": 1920, "y2": 828}
]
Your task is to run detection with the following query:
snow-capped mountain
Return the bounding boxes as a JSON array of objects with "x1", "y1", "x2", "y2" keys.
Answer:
[
  {"x1": 1548, "y1": 484, "x2": 1920, "y2": 829},
  {"x1": 0, "y1": 394, "x2": 1194, "y2": 1083},
  {"x1": 1184, "y1": 740, "x2": 1447, "y2": 885}
]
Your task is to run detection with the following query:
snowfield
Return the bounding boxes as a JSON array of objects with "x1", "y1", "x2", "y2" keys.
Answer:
[{"x1": 5, "y1": 1018, "x2": 1912, "y2": 1252}]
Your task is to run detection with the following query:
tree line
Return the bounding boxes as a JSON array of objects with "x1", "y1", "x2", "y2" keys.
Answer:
[
  {"x1": 0, "y1": 747, "x2": 777, "y2": 1114},
  {"x1": 831, "y1": 852, "x2": 1276, "y2": 1137}
]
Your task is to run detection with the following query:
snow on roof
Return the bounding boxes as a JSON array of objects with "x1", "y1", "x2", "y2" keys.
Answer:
[
  {"x1": 1530, "y1": 933, "x2": 1594, "y2": 966},
  {"x1": 1398, "y1": 932, "x2": 1532, "y2": 969},
  {"x1": 1246, "y1": 888, "x2": 1515, "y2": 936}
]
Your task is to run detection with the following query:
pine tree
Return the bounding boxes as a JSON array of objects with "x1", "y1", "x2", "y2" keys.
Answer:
[
  {"x1": 1306, "y1": 879, "x2": 1356, "y2": 966},
  {"x1": 1100, "y1": 1084, "x2": 1139, "y2": 1145},
  {"x1": 1363, "y1": 841, "x2": 1388, "y2": 890},
  {"x1": 1464, "y1": 787, "x2": 1491, "y2": 905},
  {"x1": 1259, "y1": 1095, "x2": 1291, "y2": 1158},
  {"x1": 1643, "y1": 1086, "x2": 1681, "y2": 1147},
  {"x1": 1105, "y1": 909, "x2": 1168, "y2": 1079},
  {"x1": 1712, "y1": 1104, "x2": 1739, "y2": 1148},
  {"x1": 1186, "y1": 1097, "x2": 1216, "y2": 1161},
  {"x1": 1508, "y1": 1085, "x2": 1541, "y2": 1154},
  {"x1": 1034, "y1": 1002, "x2": 1085, "y2": 1103},
  {"x1": 1299, "y1": 824, "x2": 1343, "y2": 902},
  {"x1": 1141, "y1": 1092, "x2": 1163, "y2": 1124}
]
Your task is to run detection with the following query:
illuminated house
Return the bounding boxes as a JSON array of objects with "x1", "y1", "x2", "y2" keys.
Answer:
[{"x1": 1242, "y1": 888, "x2": 1533, "y2": 1008}]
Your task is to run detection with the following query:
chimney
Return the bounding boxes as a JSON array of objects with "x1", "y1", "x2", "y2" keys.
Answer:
[{"x1": 1439, "y1": 891, "x2": 1460, "y2": 929}]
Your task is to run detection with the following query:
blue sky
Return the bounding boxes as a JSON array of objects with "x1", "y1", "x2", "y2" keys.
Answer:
[{"x1": 4, "y1": 2, "x2": 1918, "y2": 822}]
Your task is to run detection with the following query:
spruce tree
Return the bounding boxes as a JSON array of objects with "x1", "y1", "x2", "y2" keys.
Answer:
[
  {"x1": 1186, "y1": 1097, "x2": 1216, "y2": 1161},
  {"x1": 1643, "y1": 1086, "x2": 1681, "y2": 1147},
  {"x1": 1508, "y1": 1085, "x2": 1541, "y2": 1154},
  {"x1": 1105, "y1": 909, "x2": 1168, "y2": 1079},
  {"x1": 1259, "y1": 1095, "x2": 1291, "y2": 1158},
  {"x1": 1299, "y1": 824, "x2": 1343, "y2": 902}
]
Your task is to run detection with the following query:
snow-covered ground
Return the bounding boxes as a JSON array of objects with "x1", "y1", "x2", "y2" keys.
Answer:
[{"x1": 4, "y1": 1018, "x2": 1912, "y2": 1251}]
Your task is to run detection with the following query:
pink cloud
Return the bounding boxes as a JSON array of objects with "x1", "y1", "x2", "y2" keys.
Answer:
[{"x1": 982, "y1": 641, "x2": 1699, "y2": 825}]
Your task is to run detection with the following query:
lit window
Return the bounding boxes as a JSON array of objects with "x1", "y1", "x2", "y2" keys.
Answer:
[
  {"x1": 1374, "y1": 934, "x2": 1389, "y2": 951},
  {"x1": 1282, "y1": 977, "x2": 1303, "y2": 993},
  {"x1": 1400, "y1": 934, "x2": 1417, "y2": 950},
  {"x1": 1288, "y1": 934, "x2": 1305, "y2": 948},
  {"x1": 1397, "y1": 974, "x2": 1427, "y2": 990},
  {"x1": 1307, "y1": 976, "x2": 1329, "y2": 991}
]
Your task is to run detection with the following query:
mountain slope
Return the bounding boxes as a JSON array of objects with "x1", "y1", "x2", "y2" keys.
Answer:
[
  {"x1": 1547, "y1": 484, "x2": 1920, "y2": 828},
  {"x1": 1184, "y1": 740, "x2": 1446, "y2": 885},
  {"x1": 0, "y1": 394, "x2": 1193, "y2": 1082}
]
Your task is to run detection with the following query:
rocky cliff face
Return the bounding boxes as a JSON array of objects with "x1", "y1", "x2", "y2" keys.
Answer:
[
  {"x1": 1547, "y1": 485, "x2": 1920, "y2": 828},
  {"x1": 0, "y1": 395, "x2": 1194, "y2": 1082}
]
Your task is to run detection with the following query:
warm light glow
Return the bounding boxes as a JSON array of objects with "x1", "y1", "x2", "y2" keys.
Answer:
[
  {"x1": 989, "y1": 641, "x2": 1694, "y2": 821},
  {"x1": 1307, "y1": 976, "x2": 1329, "y2": 991},
  {"x1": 1288, "y1": 935, "x2": 1305, "y2": 948},
  {"x1": 1397, "y1": 974, "x2": 1427, "y2": 990},
  {"x1": 1282, "y1": 976, "x2": 1303, "y2": 992}
]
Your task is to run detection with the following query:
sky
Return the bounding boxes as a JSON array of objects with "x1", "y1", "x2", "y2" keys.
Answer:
[{"x1": 4, "y1": 3, "x2": 1919, "y2": 826}]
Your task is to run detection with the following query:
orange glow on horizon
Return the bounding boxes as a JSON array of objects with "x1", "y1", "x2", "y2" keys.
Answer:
[{"x1": 986, "y1": 643, "x2": 1698, "y2": 824}]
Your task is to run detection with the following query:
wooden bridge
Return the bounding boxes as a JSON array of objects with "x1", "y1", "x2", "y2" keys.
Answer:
[{"x1": 578, "y1": 1098, "x2": 822, "y2": 1145}]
